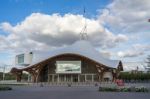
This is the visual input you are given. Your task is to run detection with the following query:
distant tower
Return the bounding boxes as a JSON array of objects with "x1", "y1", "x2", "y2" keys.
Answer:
[{"x1": 80, "y1": 7, "x2": 88, "y2": 40}]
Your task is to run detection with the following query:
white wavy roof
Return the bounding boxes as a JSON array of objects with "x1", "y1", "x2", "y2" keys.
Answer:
[{"x1": 28, "y1": 40, "x2": 120, "y2": 69}]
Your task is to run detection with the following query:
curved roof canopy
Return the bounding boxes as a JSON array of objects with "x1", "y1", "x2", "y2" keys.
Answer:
[{"x1": 23, "y1": 40, "x2": 121, "y2": 69}]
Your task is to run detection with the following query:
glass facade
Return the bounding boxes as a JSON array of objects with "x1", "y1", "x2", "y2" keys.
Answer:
[
  {"x1": 18, "y1": 54, "x2": 24, "y2": 64},
  {"x1": 48, "y1": 74, "x2": 99, "y2": 83}
]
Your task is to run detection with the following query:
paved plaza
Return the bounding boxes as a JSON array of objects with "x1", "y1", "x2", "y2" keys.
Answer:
[{"x1": 0, "y1": 85, "x2": 150, "y2": 99}]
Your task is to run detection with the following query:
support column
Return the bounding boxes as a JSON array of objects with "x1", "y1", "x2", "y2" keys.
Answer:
[
  {"x1": 48, "y1": 74, "x2": 49, "y2": 83},
  {"x1": 100, "y1": 72, "x2": 104, "y2": 82},
  {"x1": 112, "y1": 69, "x2": 118, "y2": 82},
  {"x1": 57, "y1": 74, "x2": 59, "y2": 82},
  {"x1": 78, "y1": 74, "x2": 80, "y2": 82},
  {"x1": 92, "y1": 74, "x2": 94, "y2": 82},
  {"x1": 71, "y1": 75, "x2": 73, "y2": 82},
  {"x1": 64, "y1": 75, "x2": 66, "y2": 82},
  {"x1": 85, "y1": 74, "x2": 87, "y2": 82},
  {"x1": 32, "y1": 74, "x2": 37, "y2": 83},
  {"x1": 16, "y1": 71, "x2": 22, "y2": 82},
  {"x1": 27, "y1": 73, "x2": 31, "y2": 82},
  {"x1": 52, "y1": 75, "x2": 54, "y2": 82}
]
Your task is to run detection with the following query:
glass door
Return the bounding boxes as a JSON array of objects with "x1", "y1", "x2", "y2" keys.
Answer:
[
  {"x1": 66, "y1": 75, "x2": 71, "y2": 82},
  {"x1": 72, "y1": 74, "x2": 78, "y2": 82}
]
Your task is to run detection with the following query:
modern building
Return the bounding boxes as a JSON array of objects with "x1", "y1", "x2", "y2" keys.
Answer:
[
  {"x1": 10, "y1": 40, "x2": 123, "y2": 83},
  {"x1": 15, "y1": 52, "x2": 33, "y2": 66}
]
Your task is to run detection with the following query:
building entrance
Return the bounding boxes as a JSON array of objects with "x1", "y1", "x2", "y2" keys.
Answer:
[
  {"x1": 48, "y1": 74, "x2": 79, "y2": 82},
  {"x1": 72, "y1": 75, "x2": 78, "y2": 82},
  {"x1": 48, "y1": 74, "x2": 99, "y2": 83},
  {"x1": 59, "y1": 74, "x2": 79, "y2": 82},
  {"x1": 66, "y1": 75, "x2": 71, "y2": 82}
]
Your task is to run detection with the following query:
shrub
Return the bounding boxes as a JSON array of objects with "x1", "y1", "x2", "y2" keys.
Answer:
[
  {"x1": 98, "y1": 86, "x2": 149, "y2": 92},
  {"x1": 120, "y1": 88, "x2": 130, "y2": 92},
  {"x1": 99, "y1": 87, "x2": 118, "y2": 92},
  {"x1": 135, "y1": 87, "x2": 149, "y2": 92},
  {"x1": 0, "y1": 86, "x2": 12, "y2": 91}
]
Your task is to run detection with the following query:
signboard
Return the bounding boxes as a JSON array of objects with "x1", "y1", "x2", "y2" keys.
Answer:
[{"x1": 56, "y1": 61, "x2": 81, "y2": 74}]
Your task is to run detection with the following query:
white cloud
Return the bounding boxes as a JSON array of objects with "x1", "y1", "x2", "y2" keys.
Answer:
[
  {"x1": 99, "y1": 0, "x2": 150, "y2": 34},
  {"x1": 123, "y1": 62, "x2": 145, "y2": 71},
  {"x1": 118, "y1": 50, "x2": 144, "y2": 58},
  {"x1": 117, "y1": 44, "x2": 150, "y2": 58},
  {"x1": 0, "y1": 13, "x2": 127, "y2": 53},
  {"x1": 0, "y1": 22, "x2": 13, "y2": 33},
  {"x1": 97, "y1": 0, "x2": 150, "y2": 64}
]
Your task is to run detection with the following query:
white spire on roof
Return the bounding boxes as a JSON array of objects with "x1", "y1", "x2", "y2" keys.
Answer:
[{"x1": 80, "y1": 7, "x2": 88, "y2": 40}]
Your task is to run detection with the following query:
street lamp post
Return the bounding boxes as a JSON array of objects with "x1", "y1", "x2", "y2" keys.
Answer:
[
  {"x1": 0, "y1": 65, "x2": 6, "y2": 81},
  {"x1": 2, "y1": 66, "x2": 5, "y2": 81},
  {"x1": 3, "y1": 66, "x2": 6, "y2": 81}
]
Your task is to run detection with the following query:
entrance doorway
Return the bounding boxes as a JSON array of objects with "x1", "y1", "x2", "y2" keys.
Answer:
[
  {"x1": 48, "y1": 74, "x2": 79, "y2": 82},
  {"x1": 72, "y1": 75, "x2": 78, "y2": 82},
  {"x1": 66, "y1": 75, "x2": 71, "y2": 82},
  {"x1": 48, "y1": 74, "x2": 99, "y2": 83}
]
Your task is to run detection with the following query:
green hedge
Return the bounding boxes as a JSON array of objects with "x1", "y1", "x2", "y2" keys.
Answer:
[
  {"x1": 99, "y1": 87, "x2": 118, "y2": 92},
  {"x1": 0, "y1": 86, "x2": 12, "y2": 91},
  {"x1": 118, "y1": 72, "x2": 150, "y2": 81},
  {"x1": 99, "y1": 86, "x2": 149, "y2": 92}
]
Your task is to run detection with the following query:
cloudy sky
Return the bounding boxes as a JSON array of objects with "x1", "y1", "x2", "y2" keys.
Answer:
[{"x1": 0, "y1": 0, "x2": 150, "y2": 71}]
